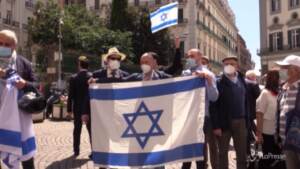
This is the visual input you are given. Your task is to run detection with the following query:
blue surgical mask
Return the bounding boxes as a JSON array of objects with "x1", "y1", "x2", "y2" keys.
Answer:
[
  {"x1": 185, "y1": 58, "x2": 197, "y2": 69},
  {"x1": 0, "y1": 46, "x2": 12, "y2": 58}
]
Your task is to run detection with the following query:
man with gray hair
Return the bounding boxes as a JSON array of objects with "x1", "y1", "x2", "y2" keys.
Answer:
[
  {"x1": 181, "y1": 48, "x2": 219, "y2": 169},
  {"x1": 276, "y1": 55, "x2": 300, "y2": 169},
  {"x1": 0, "y1": 29, "x2": 37, "y2": 169}
]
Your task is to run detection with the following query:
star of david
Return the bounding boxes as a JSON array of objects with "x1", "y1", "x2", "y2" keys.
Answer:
[
  {"x1": 121, "y1": 101, "x2": 164, "y2": 149},
  {"x1": 161, "y1": 13, "x2": 168, "y2": 21}
]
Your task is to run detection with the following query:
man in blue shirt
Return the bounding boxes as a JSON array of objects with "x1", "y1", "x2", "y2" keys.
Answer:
[{"x1": 181, "y1": 49, "x2": 219, "y2": 169}]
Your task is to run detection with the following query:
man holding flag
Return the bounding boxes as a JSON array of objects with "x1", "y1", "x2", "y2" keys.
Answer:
[{"x1": 181, "y1": 49, "x2": 219, "y2": 169}]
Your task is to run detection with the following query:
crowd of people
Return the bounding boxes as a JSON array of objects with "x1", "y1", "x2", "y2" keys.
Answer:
[{"x1": 1, "y1": 28, "x2": 300, "y2": 169}]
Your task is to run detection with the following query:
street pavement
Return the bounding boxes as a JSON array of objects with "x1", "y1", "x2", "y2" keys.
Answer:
[{"x1": 33, "y1": 120, "x2": 237, "y2": 169}]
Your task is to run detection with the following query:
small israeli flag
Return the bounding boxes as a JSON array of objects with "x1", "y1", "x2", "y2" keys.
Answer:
[{"x1": 150, "y1": 2, "x2": 178, "y2": 33}]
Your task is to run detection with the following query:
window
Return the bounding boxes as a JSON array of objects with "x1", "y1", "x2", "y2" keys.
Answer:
[
  {"x1": 180, "y1": 41, "x2": 185, "y2": 58},
  {"x1": 292, "y1": 12, "x2": 298, "y2": 19},
  {"x1": 288, "y1": 29, "x2": 300, "y2": 48},
  {"x1": 178, "y1": 9, "x2": 184, "y2": 23},
  {"x1": 6, "y1": 10, "x2": 12, "y2": 24},
  {"x1": 273, "y1": 17, "x2": 279, "y2": 24},
  {"x1": 134, "y1": 0, "x2": 140, "y2": 6},
  {"x1": 269, "y1": 32, "x2": 283, "y2": 51},
  {"x1": 95, "y1": 0, "x2": 100, "y2": 10},
  {"x1": 289, "y1": 0, "x2": 300, "y2": 8},
  {"x1": 271, "y1": 0, "x2": 281, "y2": 13}
]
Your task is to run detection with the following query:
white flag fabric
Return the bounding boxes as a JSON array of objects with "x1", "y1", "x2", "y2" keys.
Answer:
[
  {"x1": 90, "y1": 76, "x2": 206, "y2": 168},
  {"x1": 150, "y1": 2, "x2": 178, "y2": 33},
  {"x1": 0, "y1": 74, "x2": 36, "y2": 169}
]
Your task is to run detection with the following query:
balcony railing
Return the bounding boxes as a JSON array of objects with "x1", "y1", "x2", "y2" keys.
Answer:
[
  {"x1": 22, "y1": 23, "x2": 28, "y2": 30},
  {"x1": 12, "y1": 21, "x2": 20, "y2": 27},
  {"x1": 257, "y1": 45, "x2": 300, "y2": 55},
  {"x1": 196, "y1": 20, "x2": 237, "y2": 55},
  {"x1": 3, "y1": 18, "x2": 11, "y2": 25},
  {"x1": 178, "y1": 18, "x2": 188, "y2": 25},
  {"x1": 25, "y1": 1, "x2": 34, "y2": 9}
]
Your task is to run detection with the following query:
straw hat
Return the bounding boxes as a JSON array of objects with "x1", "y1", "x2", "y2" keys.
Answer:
[{"x1": 102, "y1": 47, "x2": 126, "y2": 61}]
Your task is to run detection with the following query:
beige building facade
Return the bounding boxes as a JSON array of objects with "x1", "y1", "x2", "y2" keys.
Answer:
[
  {"x1": 259, "y1": 0, "x2": 300, "y2": 74},
  {"x1": 93, "y1": 0, "x2": 240, "y2": 73},
  {"x1": 0, "y1": 0, "x2": 47, "y2": 54}
]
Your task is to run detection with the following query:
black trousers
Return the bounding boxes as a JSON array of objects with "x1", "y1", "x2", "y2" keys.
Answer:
[
  {"x1": 22, "y1": 158, "x2": 35, "y2": 169},
  {"x1": 182, "y1": 161, "x2": 205, "y2": 169},
  {"x1": 73, "y1": 113, "x2": 91, "y2": 154},
  {"x1": 261, "y1": 134, "x2": 282, "y2": 169}
]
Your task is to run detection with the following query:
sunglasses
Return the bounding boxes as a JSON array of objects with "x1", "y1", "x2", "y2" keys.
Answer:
[{"x1": 108, "y1": 57, "x2": 121, "y2": 61}]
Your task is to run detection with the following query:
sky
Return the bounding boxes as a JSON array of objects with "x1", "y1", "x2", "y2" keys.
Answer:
[{"x1": 228, "y1": 0, "x2": 261, "y2": 70}]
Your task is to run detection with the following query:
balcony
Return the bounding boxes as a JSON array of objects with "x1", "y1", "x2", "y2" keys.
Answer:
[
  {"x1": 178, "y1": 0, "x2": 188, "y2": 7},
  {"x1": 257, "y1": 45, "x2": 300, "y2": 56},
  {"x1": 196, "y1": 20, "x2": 237, "y2": 55},
  {"x1": 178, "y1": 18, "x2": 188, "y2": 25},
  {"x1": 12, "y1": 21, "x2": 20, "y2": 27},
  {"x1": 2, "y1": 18, "x2": 11, "y2": 25},
  {"x1": 22, "y1": 23, "x2": 28, "y2": 30},
  {"x1": 25, "y1": 1, "x2": 34, "y2": 9}
]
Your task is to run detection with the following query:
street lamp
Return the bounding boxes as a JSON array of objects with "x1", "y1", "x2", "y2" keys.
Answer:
[{"x1": 57, "y1": 10, "x2": 64, "y2": 89}]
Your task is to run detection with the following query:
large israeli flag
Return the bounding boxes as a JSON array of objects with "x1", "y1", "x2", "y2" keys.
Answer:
[
  {"x1": 90, "y1": 76, "x2": 206, "y2": 168},
  {"x1": 150, "y1": 2, "x2": 178, "y2": 33}
]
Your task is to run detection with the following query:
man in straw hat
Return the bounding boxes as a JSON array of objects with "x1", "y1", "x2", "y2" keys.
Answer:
[
  {"x1": 89, "y1": 47, "x2": 129, "y2": 84},
  {"x1": 83, "y1": 48, "x2": 130, "y2": 169}
]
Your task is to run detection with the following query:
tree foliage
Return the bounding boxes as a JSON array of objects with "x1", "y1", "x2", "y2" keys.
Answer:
[
  {"x1": 110, "y1": 0, "x2": 129, "y2": 31},
  {"x1": 28, "y1": 0, "x2": 133, "y2": 57},
  {"x1": 126, "y1": 7, "x2": 174, "y2": 65}
]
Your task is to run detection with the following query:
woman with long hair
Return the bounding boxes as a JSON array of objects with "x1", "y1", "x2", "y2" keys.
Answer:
[{"x1": 256, "y1": 70, "x2": 281, "y2": 168}]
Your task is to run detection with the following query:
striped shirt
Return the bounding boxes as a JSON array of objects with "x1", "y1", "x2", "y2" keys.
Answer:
[{"x1": 279, "y1": 80, "x2": 300, "y2": 142}]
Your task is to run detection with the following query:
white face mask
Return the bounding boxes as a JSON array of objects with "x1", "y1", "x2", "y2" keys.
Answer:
[
  {"x1": 108, "y1": 60, "x2": 120, "y2": 70},
  {"x1": 224, "y1": 65, "x2": 236, "y2": 75},
  {"x1": 279, "y1": 69, "x2": 288, "y2": 81},
  {"x1": 185, "y1": 58, "x2": 197, "y2": 69},
  {"x1": 202, "y1": 65, "x2": 208, "y2": 69},
  {"x1": 141, "y1": 64, "x2": 152, "y2": 74},
  {"x1": 0, "y1": 46, "x2": 12, "y2": 57}
]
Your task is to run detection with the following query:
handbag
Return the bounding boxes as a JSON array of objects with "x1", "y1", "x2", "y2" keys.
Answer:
[
  {"x1": 18, "y1": 86, "x2": 47, "y2": 114},
  {"x1": 284, "y1": 86, "x2": 300, "y2": 153}
]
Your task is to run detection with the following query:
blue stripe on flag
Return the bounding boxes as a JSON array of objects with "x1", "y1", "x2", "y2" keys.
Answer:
[
  {"x1": 90, "y1": 77, "x2": 205, "y2": 100},
  {"x1": 151, "y1": 19, "x2": 178, "y2": 33},
  {"x1": 22, "y1": 137, "x2": 36, "y2": 155},
  {"x1": 92, "y1": 143, "x2": 204, "y2": 166},
  {"x1": 150, "y1": 3, "x2": 178, "y2": 18},
  {"x1": 0, "y1": 129, "x2": 22, "y2": 148}
]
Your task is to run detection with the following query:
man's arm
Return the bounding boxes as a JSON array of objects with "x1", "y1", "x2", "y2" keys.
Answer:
[
  {"x1": 67, "y1": 76, "x2": 74, "y2": 113},
  {"x1": 206, "y1": 73, "x2": 219, "y2": 102},
  {"x1": 164, "y1": 37, "x2": 183, "y2": 75}
]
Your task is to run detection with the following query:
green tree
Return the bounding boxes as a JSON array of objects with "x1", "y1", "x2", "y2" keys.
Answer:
[
  {"x1": 110, "y1": 0, "x2": 129, "y2": 31},
  {"x1": 127, "y1": 7, "x2": 174, "y2": 65},
  {"x1": 28, "y1": 0, "x2": 133, "y2": 76}
]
